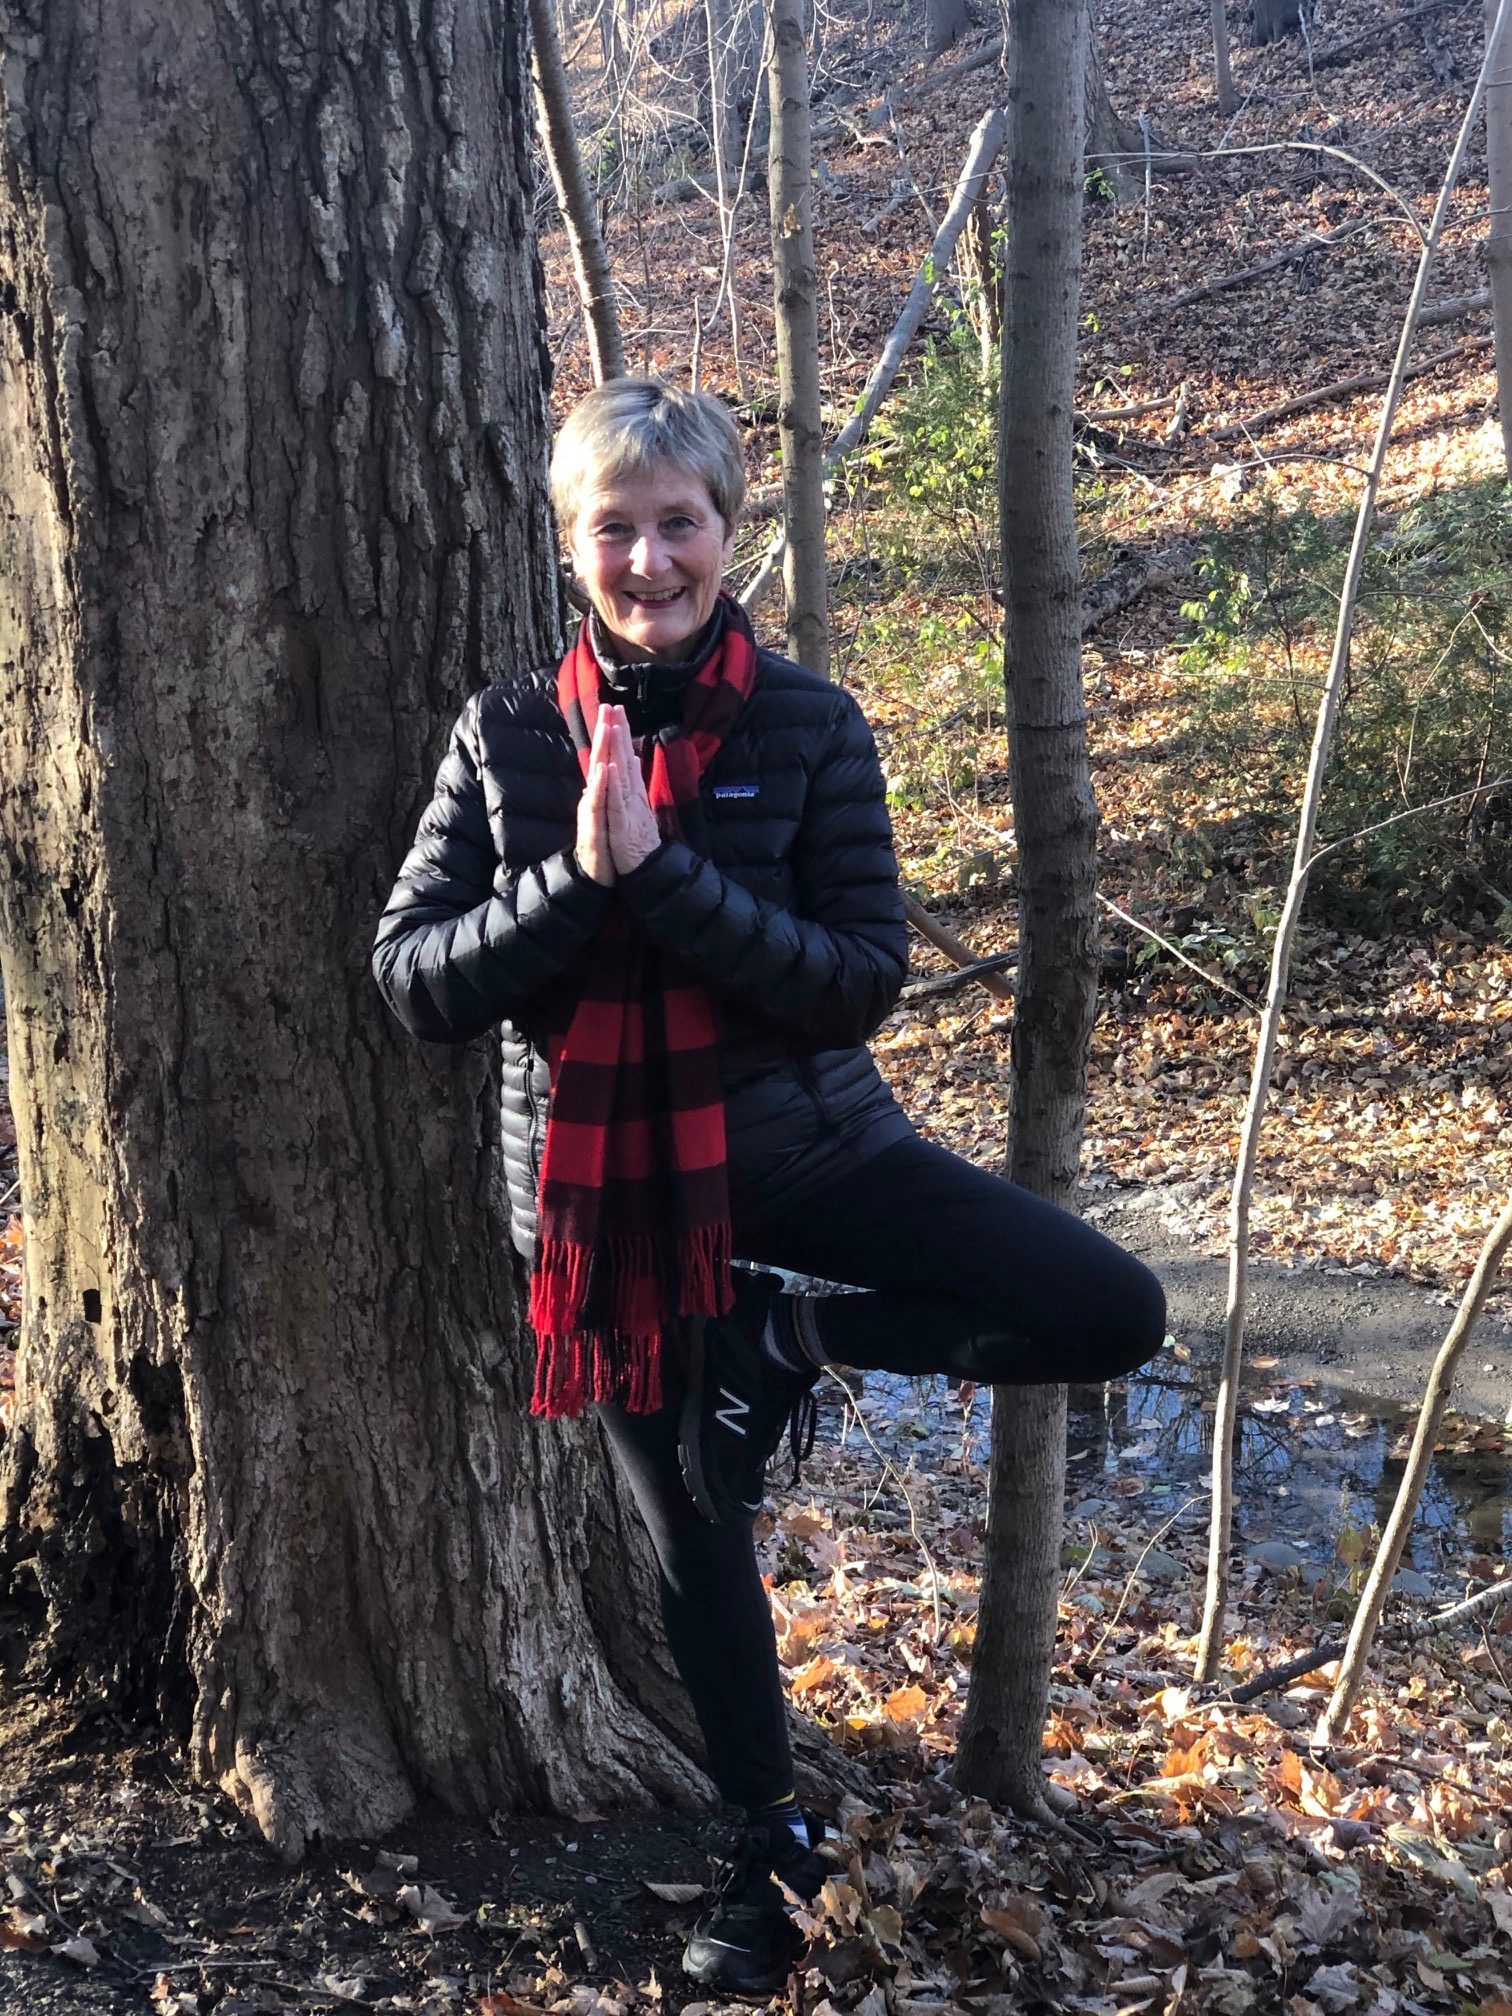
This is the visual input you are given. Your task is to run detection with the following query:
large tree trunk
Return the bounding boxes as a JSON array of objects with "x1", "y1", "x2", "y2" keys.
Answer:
[
  {"x1": 1249, "y1": 0, "x2": 1301, "y2": 45},
  {"x1": 766, "y1": 0, "x2": 829, "y2": 676},
  {"x1": 1212, "y1": 0, "x2": 1236, "y2": 115},
  {"x1": 530, "y1": 0, "x2": 627, "y2": 382},
  {"x1": 1488, "y1": 0, "x2": 1512, "y2": 473},
  {"x1": 926, "y1": 0, "x2": 972, "y2": 58},
  {"x1": 954, "y1": 0, "x2": 1093, "y2": 1819},
  {"x1": 0, "y1": 0, "x2": 711, "y2": 1860},
  {"x1": 1084, "y1": 21, "x2": 1146, "y2": 206}
]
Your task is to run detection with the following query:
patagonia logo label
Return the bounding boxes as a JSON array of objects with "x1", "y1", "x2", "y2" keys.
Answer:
[{"x1": 712, "y1": 782, "x2": 759, "y2": 799}]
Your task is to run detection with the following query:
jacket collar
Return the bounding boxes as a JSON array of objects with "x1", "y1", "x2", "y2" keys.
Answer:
[{"x1": 587, "y1": 604, "x2": 726, "y2": 712}]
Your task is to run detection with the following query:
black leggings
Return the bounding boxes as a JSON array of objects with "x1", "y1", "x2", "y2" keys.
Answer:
[{"x1": 596, "y1": 1128, "x2": 1166, "y2": 1810}]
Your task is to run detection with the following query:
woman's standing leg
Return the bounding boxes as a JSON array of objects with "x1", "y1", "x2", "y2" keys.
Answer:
[
  {"x1": 594, "y1": 1396, "x2": 792, "y2": 1810},
  {"x1": 594, "y1": 1394, "x2": 827, "y2": 1994}
]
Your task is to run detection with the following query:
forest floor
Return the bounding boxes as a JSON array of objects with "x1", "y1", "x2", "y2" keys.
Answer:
[{"x1": 6, "y1": 0, "x2": 1512, "y2": 2011}]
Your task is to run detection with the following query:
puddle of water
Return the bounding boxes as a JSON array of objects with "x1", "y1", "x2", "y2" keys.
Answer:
[{"x1": 822, "y1": 1359, "x2": 1511, "y2": 1584}]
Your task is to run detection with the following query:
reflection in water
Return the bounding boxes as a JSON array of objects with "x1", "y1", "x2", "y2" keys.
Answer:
[{"x1": 833, "y1": 1357, "x2": 1511, "y2": 1577}]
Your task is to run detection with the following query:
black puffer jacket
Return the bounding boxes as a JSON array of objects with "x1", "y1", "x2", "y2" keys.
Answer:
[{"x1": 373, "y1": 632, "x2": 912, "y2": 1255}]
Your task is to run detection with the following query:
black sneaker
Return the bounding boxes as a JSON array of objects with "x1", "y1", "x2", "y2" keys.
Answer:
[
  {"x1": 682, "y1": 1813, "x2": 827, "y2": 1997},
  {"x1": 679, "y1": 1272, "x2": 820, "y2": 1526}
]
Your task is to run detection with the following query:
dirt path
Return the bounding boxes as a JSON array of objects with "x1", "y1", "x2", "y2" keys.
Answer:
[{"x1": 1093, "y1": 1184, "x2": 1512, "y2": 1421}]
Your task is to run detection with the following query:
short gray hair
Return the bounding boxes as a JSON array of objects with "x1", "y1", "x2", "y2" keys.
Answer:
[{"x1": 550, "y1": 379, "x2": 747, "y2": 533}]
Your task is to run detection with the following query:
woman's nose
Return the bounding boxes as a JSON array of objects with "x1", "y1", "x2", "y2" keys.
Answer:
[{"x1": 630, "y1": 530, "x2": 668, "y2": 576}]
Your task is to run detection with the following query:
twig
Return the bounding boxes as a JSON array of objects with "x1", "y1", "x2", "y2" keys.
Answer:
[
  {"x1": 1087, "y1": 1499, "x2": 1202, "y2": 1666},
  {"x1": 1099, "y1": 141, "x2": 1431, "y2": 246},
  {"x1": 1095, "y1": 894, "x2": 1261, "y2": 1014},
  {"x1": 741, "y1": 106, "x2": 1008, "y2": 609},
  {"x1": 1313, "y1": 0, "x2": 1471, "y2": 72},
  {"x1": 1193, "y1": 5, "x2": 1511, "y2": 1684},
  {"x1": 1317, "y1": 1196, "x2": 1512, "y2": 1741},
  {"x1": 902, "y1": 891, "x2": 1017, "y2": 1005},
  {"x1": 871, "y1": 32, "x2": 1005, "y2": 119},
  {"x1": 1205, "y1": 1576, "x2": 1512, "y2": 1707},
  {"x1": 1079, "y1": 390, "x2": 1180, "y2": 424},
  {"x1": 1210, "y1": 335, "x2": 1492, "y2": 440},
  {"x1": 1167, "y1": 219, "x2": 1374, "y2": 310},
  {"x1": 1306, "y1": 775, "x2": 1512, "y2": 869},
  {"x1": 863, "y1": 175, "x2": 911, "y2": 234},
  {"x1": 825, "y1": 1369, "x2": 944, "y2": 1643}
]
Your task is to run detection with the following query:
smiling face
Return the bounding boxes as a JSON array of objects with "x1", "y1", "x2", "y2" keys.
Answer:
[{"x1": 567, "y1": 464, "x2": 737, "y2": 664}]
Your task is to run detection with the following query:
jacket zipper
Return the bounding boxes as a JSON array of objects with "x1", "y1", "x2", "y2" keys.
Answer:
[{"x1": 794, "y1": 1056, "x2": 831, "y2": 1135}]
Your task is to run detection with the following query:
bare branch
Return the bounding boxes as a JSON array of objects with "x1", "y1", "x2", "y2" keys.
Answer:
[{"x1": 1194, "y1": 0, "x2": 1512, "y2": 1686}]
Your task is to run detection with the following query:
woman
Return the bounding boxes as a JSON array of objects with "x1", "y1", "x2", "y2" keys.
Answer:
[{"x1": 373, "y1": 378, "x2": 1165, "y2": 1996}]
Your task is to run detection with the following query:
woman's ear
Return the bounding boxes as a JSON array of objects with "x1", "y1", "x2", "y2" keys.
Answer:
[{"x1": 561, "y1": 562, "x2": 592, "y2": 617}]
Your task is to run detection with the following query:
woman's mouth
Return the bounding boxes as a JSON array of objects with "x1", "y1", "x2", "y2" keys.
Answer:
[{"x1": 627, "y1": 588, "x2": 686, "y2": 608}]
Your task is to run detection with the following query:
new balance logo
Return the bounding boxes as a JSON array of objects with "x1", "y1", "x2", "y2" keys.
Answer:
[{"x1": 713, "y1": 1387, "x2": 750, "y2": 1436}]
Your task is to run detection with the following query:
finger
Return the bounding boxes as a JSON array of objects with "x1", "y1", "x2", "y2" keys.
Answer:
[{"x1": 607, "y1": 712, "x2": 643, "y2": 790}]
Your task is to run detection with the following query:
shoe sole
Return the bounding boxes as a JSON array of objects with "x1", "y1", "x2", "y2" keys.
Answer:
[
  {"x1": 685, "y1": 1927, "x2": 806, "y2": 1991},
  {"x1": 682, "y1": 1952, "x2": 798, "y2": 1998},
  {"x1": 677, "y1": 1317, "x2": 725, "y2": 1525}
]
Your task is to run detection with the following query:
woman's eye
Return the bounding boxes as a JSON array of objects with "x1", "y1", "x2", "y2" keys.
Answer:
[
  {"x1": 664, "y1": 516, "x2": 696, "y2": 534},
  {"x1": 596, "y1": 522, "x2": 632, "y2": 541}
]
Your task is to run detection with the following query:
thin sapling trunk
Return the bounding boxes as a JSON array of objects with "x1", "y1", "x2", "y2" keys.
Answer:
[{"x1": 1193, "y1": 0, "x2": 1512, "y2": 1684}]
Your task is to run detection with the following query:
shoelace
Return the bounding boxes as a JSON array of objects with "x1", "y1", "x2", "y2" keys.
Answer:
[
  {"x1": 708, "y1": 1829, "x2": 777, "y2": 1910},
  {"x1": 781, "y1": 1387, "x2": 819, "y2": 1488}
]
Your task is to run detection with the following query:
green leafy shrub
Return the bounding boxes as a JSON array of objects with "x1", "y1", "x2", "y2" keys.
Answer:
[{"x1": 1176, "y1": 478, "x2": 1512, "y2": 930}]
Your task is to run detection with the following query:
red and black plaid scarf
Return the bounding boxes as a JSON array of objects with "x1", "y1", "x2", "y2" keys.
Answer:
[{"x1": 529, "y1": 592, "x2": 759, "y2": 1418}]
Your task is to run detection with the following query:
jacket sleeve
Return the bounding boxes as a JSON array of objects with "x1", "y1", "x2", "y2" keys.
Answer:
[
  {"x1": 372, "y1": 694, "x2": 612, "y2": 1044},
  {"x1": 614, "y1": 688, "x2": 908, "y2": 1047}
]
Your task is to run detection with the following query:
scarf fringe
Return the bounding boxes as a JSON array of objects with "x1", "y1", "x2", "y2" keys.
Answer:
[
  {"x1": 677, "y1": 1222, "x2": 734, "y2": 1320},
  {"x1": 530, "y1": 1324, "x2": 664, "y2": 1420},
  {"x1": 530, "y1": 1230, "x2": 733, "y2": 1418}
]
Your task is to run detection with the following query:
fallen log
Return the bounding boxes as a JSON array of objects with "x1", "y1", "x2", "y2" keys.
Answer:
[
  {"x1": 867, "y1": 34, "x2": 1005, "y2": 126},
  {"x1": 1419, "y1": 285, "x2": 1491, "y2": 327},
  {"x1": 1202, "y1": 1575, "x2": 1512, "y2": 1708},
  {"x1": 1167, "y1": 219, "x2": 1373, "y2": 310},
  {"x1": 1079, "y1": 541, "x2": 1193, "y2": 634},
  {"x1": 1210, "y1": 334, "x2": 1491, "y2": 440},
  {"x1": 1313, "y1": 0, "x2": 1467, "y2": 71},
  {"x1": 902, "y1": 893, "x2": 1017, "y2": 1005},
  {"x1": 899, "y1": 952, "x2": 1016, "y2": 1004},
  {"x1": 1078, "y1": 390, "x2": 1181, "y2": 424}
]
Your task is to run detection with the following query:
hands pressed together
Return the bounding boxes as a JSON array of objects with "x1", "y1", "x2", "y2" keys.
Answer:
[{"x1": 575, "y1": 705, "x2": 663, "y2": 887}]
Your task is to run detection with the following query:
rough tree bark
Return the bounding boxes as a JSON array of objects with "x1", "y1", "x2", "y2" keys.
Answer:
[
  {"x1": 957, "y1": 190, "x2": 1003, "y2": 381},
  {"x1": 705, "y1": 0, "x2": 744, "y2": 195},
  {"x1": 0, "y1": 0, "x2": 712, "y2": 1858},
  {"x1": 765, "y1": 0, "x2": 829, "y2": 675},
  {"x1": 1488, "y1": 0, "x2": 1512, "y2": 472},
  {"x1": 530, "y1": 0, "x2": 627, "y2": 382},
  {"x1": 954, "y1": 0, "x2": 1093, "y2": 1819}
]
